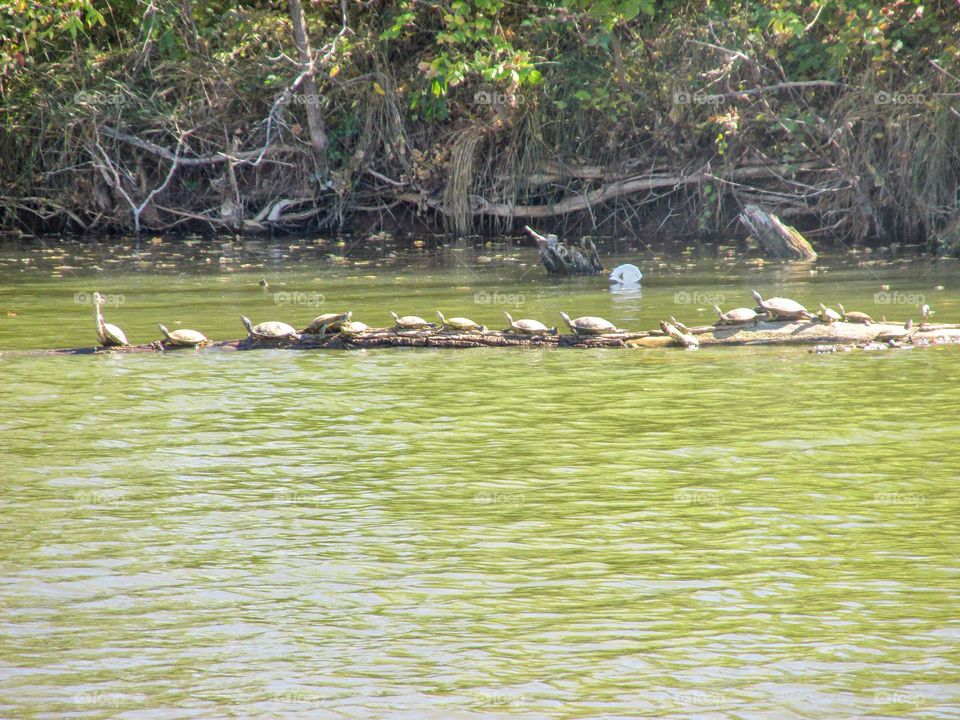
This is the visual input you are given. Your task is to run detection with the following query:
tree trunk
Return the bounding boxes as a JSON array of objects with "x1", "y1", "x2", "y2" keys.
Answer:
[{"x1": 287, "y1": 0, "x2": 328, "y2": 169}]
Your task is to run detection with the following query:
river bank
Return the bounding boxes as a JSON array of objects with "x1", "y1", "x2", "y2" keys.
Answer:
[{"x1": 2, "y1": 2, "x2": 958, "y2": 249}]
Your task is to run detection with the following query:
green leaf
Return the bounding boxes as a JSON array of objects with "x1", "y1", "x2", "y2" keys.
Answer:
[
  {"x1": 620, "y1": 0, "x2": 641, "y2": 21},
  {"x1": 64, "y1": 15, "x2": 82, "y2": 38}
]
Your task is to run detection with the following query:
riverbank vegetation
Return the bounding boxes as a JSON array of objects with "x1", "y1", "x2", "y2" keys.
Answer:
[{"x1": 2, "y1": 0, "x2": 959, "y2": 249}]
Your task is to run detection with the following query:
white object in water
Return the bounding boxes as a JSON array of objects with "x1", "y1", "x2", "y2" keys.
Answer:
[{"x1": 609, "y1": 263, "x2": 642, "y2": 284}]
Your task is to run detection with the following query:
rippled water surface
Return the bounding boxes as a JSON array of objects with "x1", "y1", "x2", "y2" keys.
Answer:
[{"x1": 2, "y1": 237, "x2": 960, "y2": 718}]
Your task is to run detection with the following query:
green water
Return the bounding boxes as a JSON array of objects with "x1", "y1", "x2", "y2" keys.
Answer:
[{"x1": 2, "y1": 238, "x2": 960, "y2": 719}]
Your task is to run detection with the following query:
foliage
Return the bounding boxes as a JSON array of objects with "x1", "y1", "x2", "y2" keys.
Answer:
[{"x1": 1, "y1": 0, "x2": 958, "y2": 241}]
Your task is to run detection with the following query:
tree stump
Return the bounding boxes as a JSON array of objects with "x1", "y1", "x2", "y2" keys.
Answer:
[{"x1": 739, "y1": 204, "x2": 817, "y2": 261}]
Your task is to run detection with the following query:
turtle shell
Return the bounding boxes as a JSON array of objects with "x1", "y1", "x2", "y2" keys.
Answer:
[
  {"x1": 252, "y1": 320, "x2": 298, "y2": 338},
  {"x1": 302, "y1": 311, "x2": 351, "y2": 334},
  {"x1": 563, "y1": 313, "x2": 618, "y2": 334}
]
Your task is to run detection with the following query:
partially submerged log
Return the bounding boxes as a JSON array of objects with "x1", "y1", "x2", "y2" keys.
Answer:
[
  {"x1": 9, "y1": 321, "x2": 960, "y2": 356},
  {"x1": 739, "y1": 204, "x2": 817, "y2": 260},
  {"x1": 524, "y1": 226, "x2": 604, "y2": 275}
]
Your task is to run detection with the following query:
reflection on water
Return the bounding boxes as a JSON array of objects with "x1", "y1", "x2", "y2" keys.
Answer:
[{"x1": 1, "y1": 238, "x2": 959, "y2": 719}]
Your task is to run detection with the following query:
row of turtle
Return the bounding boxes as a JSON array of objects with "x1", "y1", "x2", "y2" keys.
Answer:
[
  {"x1": 714, "y1": 290, "x2": 909, "y2": 325},
  {"x1": 716, "y1": 291, "x2": 933, "y2": 330},
  {"x1": 241, "y1": 310, "x2": 620, "y2": 343},
  {"x1": 91, "y1": 290, "x2": 932, "y2": 348},
  {"x1": 92, "y1": 288, "x2": 622, "y2": 347}
]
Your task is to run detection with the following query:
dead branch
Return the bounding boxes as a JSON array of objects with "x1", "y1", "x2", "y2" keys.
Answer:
[
  {"x1": 398, "y1": 161, "x2": 827, "y2": 218},
  {"x1": 98, "y1": 125, "x2": 298, "y2": 167}
]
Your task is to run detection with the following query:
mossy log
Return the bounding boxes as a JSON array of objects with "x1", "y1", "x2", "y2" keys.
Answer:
[{"x1": 10, "y1": 321, "x2": 960, "y2": 356}]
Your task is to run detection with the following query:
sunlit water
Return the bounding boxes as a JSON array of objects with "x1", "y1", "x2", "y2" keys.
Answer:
[{"x1": 2, "y1": 237, "x2": 959, "y2": 719}]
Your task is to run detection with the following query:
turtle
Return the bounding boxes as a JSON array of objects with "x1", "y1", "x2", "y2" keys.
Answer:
[
  {"x1": 93, "y1": 292, "x2": 129, "y2": 347},
  {"x1": 436, "y1": 311, "x2": 487, "y2": 333},
  {"x1": 339, "y1": 320, "x2": 371, "y2": 337},
  {"x1": 390, "y1": 312, "x2": 432, "y2": 331},
  {"x1": 670, "y1": 316, "x2": 692, "y2": 334},
  {"x1": 874, "y1": 319, "x2": 915, "y2": 344},
  {"x1": 241, "y1": 315, "x2": 299, "y2": 342},
  {"x1": 158, "y1": 323, "x2": 208, "y2": 347},
  {"x1": 503, "y1": 311, "x2": 556, "y2": 335},
  {"x1": 301, "y1": 311, "x2": 352, "y2": 335},
  {"x1": 559, "y1": 311, "x2": 623, "y2": 335},
  {"x1": 751, "y1": 290, "x2": 814, "y2": 321},
  {"x1": 817, "y1": 303, "x2": 843, "y2": 324},
  {"x1": 714, "y1": 305, "x2": 759, "y2": 326},
  {"x1": 660, "y1": 320, "x2": 699, "y2": 349},
  {"x1": 837, "y1": 303, "x2": 874, "y2": 325}
]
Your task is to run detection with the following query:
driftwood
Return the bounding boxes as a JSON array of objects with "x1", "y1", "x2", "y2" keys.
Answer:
[
  {"x1": 739, "y1": 204, "x2": 818, "y2": 260},
  {"x1": 396, "y1": 162, "x2": 825, "y2": 220},
  {"x1": 524, "y1": 226, "x2": 604, "y2": 275},
  {"x1": 8, "y1": 321, "x2": 960, "y2": 357}
]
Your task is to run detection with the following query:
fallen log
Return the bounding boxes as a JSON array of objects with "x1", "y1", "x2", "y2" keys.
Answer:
[
  {"x1": 395, "y1": 162, "x2": 825, "y2": 219},
  {"x1": 7, "y1": 321, "x2": 960, "y2": 357}
]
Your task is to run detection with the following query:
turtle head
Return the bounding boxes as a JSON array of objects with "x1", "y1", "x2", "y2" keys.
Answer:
[
  {"x1": 503, "y1": 311, "x2": 513, "y2": 324},
  {"x1": 436, "y1": 311, "x2": 446, "y2": 323},
  {"x1": 559, "y1": 311, "x2": 573, "y2": 328},
  {"x1": 158, "y1": 323, "x2": 171, "y2": 339},
  {"x1": 343, "y1": 311, "x2": 352, "y2": 322},
  {"x1": 751, "y1": 290, "x2": 763, "y2": 305},
  {"x1": 390, "y1": 311, "x2": 400, "y2": 323},
  {"x1": 240, "y1": 315, "x2": 253, "y2": 333},
  {"x1": 713, "y1": 305, "x2": 723, "y2": 316},
  {"x1": 836, "y1": 303, "x2": 846, "y2": 314}
]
